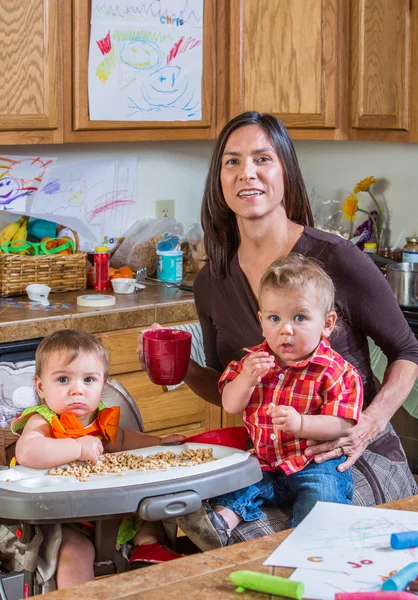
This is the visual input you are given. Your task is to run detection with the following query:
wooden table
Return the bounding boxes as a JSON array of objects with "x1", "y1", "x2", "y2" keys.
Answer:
[{"x1": 43, "y1": 495, "x2": 418, "y2": 600}]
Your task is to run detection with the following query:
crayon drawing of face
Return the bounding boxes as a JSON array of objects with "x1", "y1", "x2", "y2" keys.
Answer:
[
  {"x1": 121, "y1": 40, "x2": 160, "y2": 71},
  {"x1": 142, "y1": 66, "x2": 187, "y2": 107},
  {"x1": 0, "y1": 176, "x2": 32, "y2": 206}
]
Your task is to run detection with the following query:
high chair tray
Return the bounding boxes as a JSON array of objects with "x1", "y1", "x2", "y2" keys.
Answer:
[{"x1": 0, "y1": 443, "x2": 262, "y2": 524}]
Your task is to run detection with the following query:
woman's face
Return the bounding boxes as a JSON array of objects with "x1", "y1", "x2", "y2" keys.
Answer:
[{"x1": 220, "y1": 124, "x2": 285, "y2": 222}]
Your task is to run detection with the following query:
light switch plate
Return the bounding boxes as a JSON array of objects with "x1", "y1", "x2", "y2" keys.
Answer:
[{"x1": 156, "y1": 200, "x2": 174, "y2": 218}]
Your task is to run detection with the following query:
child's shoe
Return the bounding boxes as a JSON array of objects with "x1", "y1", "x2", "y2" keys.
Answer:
[
  {"x1": 174, "y1": 502, "x2": 231, "y2": 551},
  {"x1": 128, "y1": 542, "x2": 184, "y2": 569}
]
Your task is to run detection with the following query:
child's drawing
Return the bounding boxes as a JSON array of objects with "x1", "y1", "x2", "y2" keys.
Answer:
[
  {"x1": 265, "y1": 502, "x2": 418, "y2": 582},
  {"x1": 88, "y1": 1, "x2": 203, "y2": 121},
  {"x1": 0, "y1": 156, "x2": 55, "y2": 212},
  {"x1": 30, "y1": 159, "x2": 137, "y2": 248}
]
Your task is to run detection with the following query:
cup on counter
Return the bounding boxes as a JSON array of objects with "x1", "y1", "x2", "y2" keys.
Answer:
[
  {"x1": 111, "y1": 278, "x2": 145, "y2": 294},
  {"x1": 26, "y1": 284, "x2": 51, "y2": 306},
  {"x1": 143, "y1": 329, "x2": 192, "y2": 385}
]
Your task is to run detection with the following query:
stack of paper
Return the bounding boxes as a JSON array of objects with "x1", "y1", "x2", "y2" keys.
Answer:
[{"x1": 263, "y1": 502, "x2": 418, "y2": 600}]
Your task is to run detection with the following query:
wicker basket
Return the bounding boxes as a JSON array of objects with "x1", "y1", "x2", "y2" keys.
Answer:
[{"x1": 0, "y1": 228, "x2": 87, "y2": 297}]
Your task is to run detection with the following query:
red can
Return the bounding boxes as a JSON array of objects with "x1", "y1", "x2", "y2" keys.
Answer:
[{"x1": 94, "y1": 246, "x2": 110, "y2": 291}]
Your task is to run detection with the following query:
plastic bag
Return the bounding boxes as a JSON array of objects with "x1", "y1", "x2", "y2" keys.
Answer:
[
  {"x1": 111, "y1": 218, "x2": 183, "y2": 275},
  {"x1": 182, "y1": 223, "x2": 207, "y2": 274},
  {"x1": 310, "y1": 184, "x2": 351, "y2": 240}
]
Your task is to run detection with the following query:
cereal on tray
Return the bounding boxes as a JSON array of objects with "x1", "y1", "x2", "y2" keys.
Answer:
[{"x1": 48, "y1": 448, "x2": 216, "y2": 482}]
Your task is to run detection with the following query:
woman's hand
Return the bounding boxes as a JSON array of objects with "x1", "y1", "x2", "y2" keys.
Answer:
[
  {"x1": 136, "y1": 323, "x2": 163, "y2": 368},
  {"x1": 304, "y1": 412, "x2": 379, "y2": 471}
]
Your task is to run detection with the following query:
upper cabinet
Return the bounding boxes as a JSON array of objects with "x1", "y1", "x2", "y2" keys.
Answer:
[
  {"x1": 349, "y1": 0, "x2": 417, "y2": 141},
  {"x1": 65, "y1": 0, "x2": 217, "y2": 142},
  {"x1": 224, "y1": 0, "x2": 348, "y2": 140},
  {"x1": 222, "y1": 0, "x2": 418, "y2": 142},
  {"x1": 1, "y1": 0, "x2": 417, "y2": 144},
  {"x1": 0, "y1": 0, "x2": 63, "y2": 144}
]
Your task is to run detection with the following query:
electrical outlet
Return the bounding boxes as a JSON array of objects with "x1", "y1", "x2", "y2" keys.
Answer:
[{"x1": 156, "y1": 200, "x2": 174, "y2": 218}]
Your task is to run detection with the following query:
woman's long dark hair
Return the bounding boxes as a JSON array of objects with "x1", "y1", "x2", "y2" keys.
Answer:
[{"x1": 201, "y1": 112, "x2": 314, "y2": 278}]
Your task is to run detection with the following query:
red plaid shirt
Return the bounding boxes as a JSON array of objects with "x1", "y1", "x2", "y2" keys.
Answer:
[{"x1": 219, "y1": 337, "x2": 363, "y2": 475}]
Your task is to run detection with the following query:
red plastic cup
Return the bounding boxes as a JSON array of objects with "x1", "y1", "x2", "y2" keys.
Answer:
[{"x1": 143, "y1": 329, "x2": 192, "y2": 386}]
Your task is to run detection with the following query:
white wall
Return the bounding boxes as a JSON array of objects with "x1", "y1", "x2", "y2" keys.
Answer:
[{"x1": 0, "y1": 139, "x2": 417, "y2": 248}]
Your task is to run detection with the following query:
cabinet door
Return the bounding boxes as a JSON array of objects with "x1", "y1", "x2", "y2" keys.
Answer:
[
  {"x1": 225, "y1": 0, "x2": 348, "y2": 140},
  {"x1": 66, "y1": 0, "x2": 217, "y2": 142},
  {"x1": 350, "y1": 0, "x2": 414, "y2": 141},
  {"x1": 0, "y1": 0, "x2": 63, "y2": 144}
]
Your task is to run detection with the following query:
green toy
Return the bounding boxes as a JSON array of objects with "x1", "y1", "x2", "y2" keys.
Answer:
[{"x1": 229, "y1": 570, "x2": 304, "y2": 599}]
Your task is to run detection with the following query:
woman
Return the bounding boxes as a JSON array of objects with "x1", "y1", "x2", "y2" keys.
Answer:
[{"x1": 138, "y1": 112, "x2": 418, "y2": 543}]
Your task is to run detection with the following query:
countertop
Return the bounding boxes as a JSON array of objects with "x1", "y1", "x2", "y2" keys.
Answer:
[
  {"x1": 0, "y1": 278, "x2": 197, "y2": 343},
  {"x1": 42, "y1": 495, "x2": 418, "y2": 600}
]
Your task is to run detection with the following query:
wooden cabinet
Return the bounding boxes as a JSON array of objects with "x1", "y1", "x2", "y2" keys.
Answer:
[
  {"x1": 349, "y1": 0, "x2": 418, "y2": 141},
  {"x1": 223, "y1": 0, "x2": 348, "y2": 140},
  {"x1": 222, "y1": 0, "x2": 418, "y2": 142},
  {"x1": 0, "y1": 0, "x2": 63, "y2": 144},
  {"x1": 97, "y1": 327, "x2": 221, "y2": 438},
  {"x1": 64, "y1": 0, "x2": 218, "y2": 143}
]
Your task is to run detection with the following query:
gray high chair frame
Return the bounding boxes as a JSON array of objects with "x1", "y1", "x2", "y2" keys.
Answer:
[{"x1": 0, "y1": 373, "x2": 261, "y2": 599}]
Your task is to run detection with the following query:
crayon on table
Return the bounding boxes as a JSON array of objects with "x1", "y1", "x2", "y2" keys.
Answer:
[
  {"x1": 335, "y1": 593, "x2": 418, "y2": 599},
  {"x1": 391, "y1": 531, "x2": 418, "y2": 549},
  {"x1": 382, "y1": 562, "x2": 418, "y2": 592},
  {"x1": 228, "y1": 570, "x2": 304, "y2": 599}
]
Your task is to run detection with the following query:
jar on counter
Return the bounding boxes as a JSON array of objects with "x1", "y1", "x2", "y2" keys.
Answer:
[
  {"x1": 402, "y1": 237, "x2": 418, "y2": 263},
  {"x1": 363, "y1": 242, "x2": 377, "y2": 255},
  {"x1": 94, "y1": 246, "x2": 110, "y2": 291}
]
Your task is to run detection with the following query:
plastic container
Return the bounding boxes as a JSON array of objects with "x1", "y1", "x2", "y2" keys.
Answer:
[
  {"x1": 402, "y1": 236, "x2": 418, "y2": 263},
  {"x1": 156, "y1": 249, "x2": 183, "y2": 283},
  {"x1": 94, "y1": 246, "x2": 110, "y2": 291},
  {"x1": 184, "y1": 427, "x2": 248, "y2": 451}
]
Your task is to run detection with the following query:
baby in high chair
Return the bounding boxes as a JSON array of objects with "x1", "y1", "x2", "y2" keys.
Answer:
[{"x1": 11, "y1": 329, "x2": 184, "y2": 589}]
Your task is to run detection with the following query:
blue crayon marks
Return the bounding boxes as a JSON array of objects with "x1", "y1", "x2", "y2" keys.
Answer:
[{"x1": 391, "y1": 531, "x2": 418, "y2": 550}]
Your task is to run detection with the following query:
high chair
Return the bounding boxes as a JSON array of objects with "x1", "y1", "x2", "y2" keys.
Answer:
[{"x1": 0, "y1": 361, "x2": 261, "y2": 599}]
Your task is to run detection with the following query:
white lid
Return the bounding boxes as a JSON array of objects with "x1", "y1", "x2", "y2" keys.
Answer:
[{"x1": 157, "y1": 250, "x2": 183, "y2": 256}]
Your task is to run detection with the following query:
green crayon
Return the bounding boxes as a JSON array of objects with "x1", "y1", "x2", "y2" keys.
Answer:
[{"x1": 229, "y1": 570, "x2": 304, "y2": 599}]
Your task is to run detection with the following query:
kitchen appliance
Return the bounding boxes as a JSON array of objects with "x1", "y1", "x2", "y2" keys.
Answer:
[{"x1": 387, "y1": 263, "x2": 418, "y2": 308}]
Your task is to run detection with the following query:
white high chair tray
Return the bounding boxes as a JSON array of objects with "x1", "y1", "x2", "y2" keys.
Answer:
[{"x1": 0, "y1": 444, "x2": 262, "y2": 523}]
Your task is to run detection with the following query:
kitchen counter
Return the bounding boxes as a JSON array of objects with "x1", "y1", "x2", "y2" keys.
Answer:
[
  {"x1": 42, "y1": 495, "x2": 418, "y2": 600},
  {"x1": 0, "y1": 280, "x2": 197, "y2": 343}
]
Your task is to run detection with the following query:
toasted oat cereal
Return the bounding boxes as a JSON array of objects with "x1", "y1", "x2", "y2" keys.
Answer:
[{"x1": 47, "y1": 448, "x2": 216, "y2": 481}]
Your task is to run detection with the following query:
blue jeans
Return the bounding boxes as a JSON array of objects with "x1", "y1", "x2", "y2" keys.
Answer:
[{"x1": 211, "y1": 457, "x2": 353, "y2": 528}]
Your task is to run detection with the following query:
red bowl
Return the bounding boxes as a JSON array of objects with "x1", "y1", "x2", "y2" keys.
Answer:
[{"x1": 184, "y1": 427, "x2": 247, "y2": 450}]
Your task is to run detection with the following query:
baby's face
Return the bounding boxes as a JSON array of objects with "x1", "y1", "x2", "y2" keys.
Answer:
[
  {"x1": 35, "y1": 351, "x2": 106, "y2": 425},
  {"x1": 258, "y1": 285, "x2": 335, "y2": 367}
]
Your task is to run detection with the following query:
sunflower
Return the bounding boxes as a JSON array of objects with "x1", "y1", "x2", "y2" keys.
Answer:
[
  {"x1": 353, "y1": 176, "x2": 377, "y2": 194},
  {"x1": 342, "y1": 194, "x2": 359, "y2": 221}
]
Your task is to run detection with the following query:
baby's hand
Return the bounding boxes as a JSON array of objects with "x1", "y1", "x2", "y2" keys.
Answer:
[
  {"x1": 161, "y1": 434, "x2": 186, "y2": 444},
  {"x1": 76, "y1": 437, "x2": 104, "y2": 464},
  {"x1": 267, "y1": 404, "x2": 302, "y2": 435},
  {"x1": 240, "y1": 351, "x2": 275, "y2": 386}
]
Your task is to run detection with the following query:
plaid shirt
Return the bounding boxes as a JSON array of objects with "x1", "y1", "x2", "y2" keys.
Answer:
[{"x1": 219, "y1": 337, "x2": 363, "y2": 475}]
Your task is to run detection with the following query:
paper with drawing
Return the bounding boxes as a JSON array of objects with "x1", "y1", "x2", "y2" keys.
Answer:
[
  {"x1": 0, "y1": 155, "x2": 55, "y2": 213},
  {"x1": 30, "y1": 158, "x2": 137, "y2": 246},
  {"x1": 88, "y1": 0, "x2": 204, "y2": 121},
  {"x1": 264, "y1": 502, "x2": 418, "y2": 583}
]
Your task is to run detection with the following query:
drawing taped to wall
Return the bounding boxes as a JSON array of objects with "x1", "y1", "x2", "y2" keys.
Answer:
[
  {"x1": 88, "y1": 1, "x2": 204, "y2": 121},
  {"x1": 0, "y1": 156, "x2": 55, "y2": 212},
  {"x1": 30, "y1": 158, "x2": 137, "y2": 248}
]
